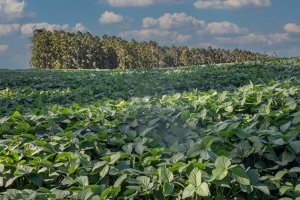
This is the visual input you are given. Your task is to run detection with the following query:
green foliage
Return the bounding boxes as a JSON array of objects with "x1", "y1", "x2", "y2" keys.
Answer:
[
  {"x1": 0, "y1": 60, "x2": 299, "y2": 199},
  {"x1": 30, "y1": 29, "x2": 271, "y2": 69}
]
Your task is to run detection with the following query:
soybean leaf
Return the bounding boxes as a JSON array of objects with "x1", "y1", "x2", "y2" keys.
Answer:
[
  {"x1": 289, "y1": 141, "x2": 300, "y2": 154},
  {"x1": 215, "y1": 156, "x2": 231, "y2": 169},
  {"x1": 114, "y1": 174, "x2": 127, "y2": 187},
  {"x1": 188, "y1": 168, "x2": 202, "y2": 187},
  {"x1": 231, "y1": 167, "x2": 250, "y2": 186},
  {"x1": 160, "y1": 167, "x2": 173, "y2": 183},
  {"x1": 280, "y1": 121, "x2": 291, "y2": 132},
  {"x1": 163, "y1": 182, "x2": 174, "y2": 196},
  {"x1": 195, "y1": 182, "x2": 210, "y2": 197},
  {"x1": 182, "y1": 184, "x2": 195, "y2": 199},
  {"x1": 76, "y1": 176, "x2": 89, "y2": 187}
]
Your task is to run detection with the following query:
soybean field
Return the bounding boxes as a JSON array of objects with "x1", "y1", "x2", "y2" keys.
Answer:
[{"x1": 0, "y1": 59, "x2": 300, "y2": 199}]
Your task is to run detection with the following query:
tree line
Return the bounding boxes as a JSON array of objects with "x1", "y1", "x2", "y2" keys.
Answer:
[{"x1": 31, "y1": 29, "x2": 271, "y2": 69}]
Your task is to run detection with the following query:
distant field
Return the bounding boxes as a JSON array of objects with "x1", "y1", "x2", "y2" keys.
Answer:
[{"x1": 0, "y1": 60, "x2": 300, "y2": 199}]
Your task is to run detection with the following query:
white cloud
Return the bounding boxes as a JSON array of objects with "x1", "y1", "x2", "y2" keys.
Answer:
[
  {"x1": 143, "y1": 17, "x2": 157, "y2": 28},
  {"x1": 0, "y1": 0, "x2": 25, "y2": 20},
  {"x1": 142, "y1": 12, "x2": 205, "y2": 29},
  {"x1": 205, "y1": 21, "x2": 247, "y2": 35},
  {"x1": 99, "y1": 11, "x2": 124, "y2": 24},
  {"x1": 0, "y1": 23, "x2": 20, "y2": 36},
  {"x1": 123, "y1": 13, "x2": 204, "y2": 44},
  {"x1": 121, "y1": 28, "x2": 175, "y2": 40},
  {"x1": 121, "y1": 29, "x2": 192, "y2": 44},
  {"x1": 142, "y1": 13, "x2": 245, "y2": 36},
  {"x1": 107, "y1": 0, "x2": 153, "y2": 7},
  {"x1": 216, "y1": 33, "x2": 289, "y2": 45},
  {"x1": 103, "y1": 0, "x2": 189, "y2": 7},
  {"x1": 194, "y1": 0, "x2": 271, "y2": 9},
  {"x1": 0, "y1": 44, "x2": 8, "y2": 53},
  {"x1": 176, "y1": 34, "x2": 192, "y2": 43},
  {"x1": 20, "y1": 23, "x2": 70, "y2": 36},
  {"x1": 73, "y1": 23, "x2": 87, "y2": 32},
  {"x1": 284, "y1": 23, "x2": 300, "y2": 33},
  {"x1": 128, "y1": 12, "x2": 250, "y2": 47}
]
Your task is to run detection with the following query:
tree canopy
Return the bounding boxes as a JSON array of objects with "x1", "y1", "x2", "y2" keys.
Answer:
[{"x1": 31, "y1": 29, "x2": 271, "y2": 69}]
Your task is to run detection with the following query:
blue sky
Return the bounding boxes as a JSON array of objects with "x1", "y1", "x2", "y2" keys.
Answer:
[{"x1": 1, "y1": 0, "x2": 300, "y2": 69}]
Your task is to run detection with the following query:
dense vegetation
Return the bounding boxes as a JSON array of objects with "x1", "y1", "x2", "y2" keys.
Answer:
[
  {"x1": 30, "y1": 30, "x2": 271, "y2": 69},
  {"x1": 0, "y1": 59, "x2": 300, "y2": 199}
]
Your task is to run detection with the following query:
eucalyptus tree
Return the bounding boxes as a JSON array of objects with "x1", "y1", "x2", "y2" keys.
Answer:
[
  {"x1": 31, "y1": 29, "x2": 53, "y2": 69},
  {"x1": 30, "y1": 30, "x2": 270, "y2": 69}
]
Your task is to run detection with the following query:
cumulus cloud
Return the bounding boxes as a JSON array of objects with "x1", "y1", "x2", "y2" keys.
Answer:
[
  {"x1": 20, "y1": 23, "x2": 70, "y2": 36},
  {"x1": 20, "y1": 22, "x2": 86, "y2": 35},
  {"x1": 143, "y1": 17, "x2": 157, "y2": 28},
  {"x1": 122, "y1": 13, "x2": 206, "y2": 44},
  {"x1": 99, "y1": 11, "x2": 124, "y2": 24},
  {"x1": 176, "y1": 34, "x2": 192, "y2": 43},
  {"x1": 194, "y1": 0, "x2": 271, "y2": 9},
  {"x1": 104, "y1": 0, "x2": 186, "y2": 7},
  {"x1": 284, "y1": 23, "x2": 300, "y2": 33},
  {"x1": 216, "y1": 33, "x2": 289, "y2": 45},
  {"x1": 142, "y1": 13, "x2": 245, "y2": 36},
  {"x1": 0, "y1": 44, "x2": 8, "y2": 53},
  {"x1": 142, "y1": 12, "x2": 205, "y2": 29},
  {"x1": 0, "y1": 23, "x2": 20, "y2": 36},
  {"x1": 121, "y1": 29, "x2": 192, "y2": 44},
  {"x1": 0, "y1": 0, "x2": 25, "y2": 21},
  {"x1": 106, "y1": 0, "x2": 153, "y2": 7},
  {"x1": 121, "y1": 28, "x2": 175, "y2": 40},
  {"x1": 123, "y1": 12, "x2": 251, "y2": 47},
  {"x1": 205, "y1": 21, "x2": 247, "y2": 35},
  {"x1": 73, "y1": 23, "x2": 87, "y2": 32}
]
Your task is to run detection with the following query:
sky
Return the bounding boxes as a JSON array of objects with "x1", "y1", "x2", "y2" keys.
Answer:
[{"x1": 0, "y1": 0, "x2": 300, "y2": 69}]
